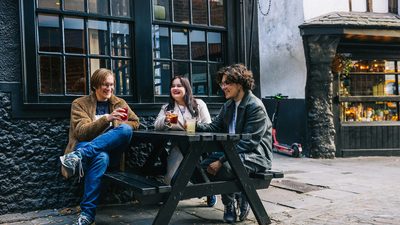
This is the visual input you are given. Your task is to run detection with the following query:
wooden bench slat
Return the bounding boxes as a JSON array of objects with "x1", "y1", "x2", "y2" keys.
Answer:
[{"x1": 104, "y1": 172, "x2": 171, "y2": 195}]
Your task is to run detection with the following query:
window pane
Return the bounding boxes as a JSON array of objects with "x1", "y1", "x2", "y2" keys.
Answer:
[
  {"x1": 113, "y1": 59, "x2": 131, "y2": 95},
  {"x1": 38, "y1": 0, "x2": 60, "y2": 9},
  {"x1": 111, "y1": 22, "x2": 131, "y2": 57},
  {"x1": 89, "y1": 0, "x2": 109, "y2": 15},
  {"x1": 66, "y1": 57, "x2": 87, "y2": 95},
  {"x1": 40, "y1": 55, "x2": 62, "y2": 94},
  {"x1": 173, "y1": 61, "x2": 189, "y2": 77},
  {"x1": 111, "y1": 0, "x2": 131, "y2": 17},
  {"x1": 173, "y1": 0, "x2": 189, "y2": 23},
  {"x1": 65, "y1": 0, "x2": 84, "y2": 11},
  {"x1": 153, "y1": 0, "x2": 170, "y2": 21},
  {"x1": 210, "y1": 63, "x2": 223, "y2": 95},
  {"x1": 191, "y1": 30, "x2": 206, "y2": 60},
  {"x1": 208, "y1": 32, "x2": 223, "y2": 62},
  {"x1": 192, "y1": 0, "x2": 207, "y2": 25},
  {"x1": 38, "y1": 14, "x2": 61, "y2": 52},
  {"x1": 64, "y1": 17, "x2": 85, "y2": 54},
  {"x1": 90, "y1": 58, "x2": 110, "y2": 76},
  {"x1": 154, "y1": 61, "x2": 171, "y2": 95},
  {"x1": 210, "y1": 0, "x2": 225, "y2": 27},
  {"x1": 192, "y1": 63, "x2": 208, "y2": 95},
  {"x1": 89, "y1": 20, "x2": 108, "y2": 55},
  {"x1": 172, "y1": 28, "x2": 189, "y2": 60},
  {"x1": 153, "y1": 25, "x2": 170, "y2": 59},
  {"x1": 341, "y1": 102, "x2": 398, "y2": 122}
]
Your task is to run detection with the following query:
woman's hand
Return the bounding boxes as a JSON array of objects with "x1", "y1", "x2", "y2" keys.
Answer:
[{"x1": 207, "y1": 160, "x2": 222, "y2": 176}]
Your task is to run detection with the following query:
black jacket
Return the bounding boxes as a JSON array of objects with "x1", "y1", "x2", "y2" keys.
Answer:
[{"x1": 197, "y1": 91, "x2": 273, "y2": 171}]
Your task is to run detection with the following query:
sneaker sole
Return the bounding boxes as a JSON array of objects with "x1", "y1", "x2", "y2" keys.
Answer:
[
  {"x1": 59, "y1": 155, "x2": 74, "y2": 179},
  {"x1": 239, "y1": 206, "x2": 250, "y2": 221}
]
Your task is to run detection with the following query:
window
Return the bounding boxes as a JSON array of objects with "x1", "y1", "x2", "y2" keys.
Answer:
[
  {"x1": 23, "y1": 0, "x2": 134, "y2": 103},
  {"x1": 338, "y1": 59, "x2": 400, "y2": 122},
  {"x1": 152, "y1": 0, "x2": 226, "y2": 96}
]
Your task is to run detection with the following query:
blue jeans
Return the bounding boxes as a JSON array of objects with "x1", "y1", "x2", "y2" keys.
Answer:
[{"x1": 74, "y1": 124, "x2": 133, "y2": 220}]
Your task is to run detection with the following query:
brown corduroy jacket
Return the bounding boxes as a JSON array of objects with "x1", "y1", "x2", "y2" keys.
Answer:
[{"x1": 63, "y1": 92, "x2": 140, "y2": 155}]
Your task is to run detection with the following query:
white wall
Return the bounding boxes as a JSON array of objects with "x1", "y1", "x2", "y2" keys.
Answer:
[
  {"x1": 373, "y1": 0, "x2": 388, "y2": 13},
  {"x1": 352, "y1": 0, "x2": 367, "y2": 12},
  {"x1": 258, "y1": 0, "x2": 306, "y2": 98},
  {"x1": 303, "y1": 0, "x2": 349, "y2": 21}
]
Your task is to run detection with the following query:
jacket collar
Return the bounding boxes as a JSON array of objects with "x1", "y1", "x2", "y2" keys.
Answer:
[{"x1": 89, "y1": 92, "x2": 120, "y2": 105}]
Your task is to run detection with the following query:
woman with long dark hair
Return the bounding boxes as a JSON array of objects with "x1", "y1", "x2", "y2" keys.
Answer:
[{"x1": 154, "y1": 76, "x2": 217, "y2": 207}]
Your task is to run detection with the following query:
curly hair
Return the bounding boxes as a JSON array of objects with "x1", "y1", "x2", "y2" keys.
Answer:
[{"x1": 216, "y1": 64, "x2": 255, "y2": 91}]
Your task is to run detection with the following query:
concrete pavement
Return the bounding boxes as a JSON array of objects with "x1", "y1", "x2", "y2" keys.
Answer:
[{"x1": 1, "y1": 153, "x2": 400, "y2": 225}]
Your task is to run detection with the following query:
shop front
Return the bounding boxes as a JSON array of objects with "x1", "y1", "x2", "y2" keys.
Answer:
[{"x1": 300, "y1": 12, "x2": 400, "y2": 157}]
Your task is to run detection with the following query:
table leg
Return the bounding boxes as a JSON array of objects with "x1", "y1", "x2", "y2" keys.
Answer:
[
  {"x1": 152, "y1": 142, "x2": 203, "y2": 225},
  {"x1": 224, "y1": 148, "x2": 271, "y2": 225}
]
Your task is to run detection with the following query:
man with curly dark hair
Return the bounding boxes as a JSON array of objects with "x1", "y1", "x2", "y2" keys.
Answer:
[{"x1": 196, "y1": 64, "x2": 273, "y2": 223}]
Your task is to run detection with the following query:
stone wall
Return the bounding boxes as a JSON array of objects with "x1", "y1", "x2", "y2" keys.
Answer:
[
  {"x1": 303, "y1": 35, "x2": 340, "y2": 158},
  {"x1": 0, "y1": 92, "x2": 81, "y2": 214}
]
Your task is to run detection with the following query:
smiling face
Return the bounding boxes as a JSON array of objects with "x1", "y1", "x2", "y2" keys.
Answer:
[
  {"x1": 170, "y1": 78, "x2": 186, "y2": 104},
  {"x1": 95, "y1": 74, "x2": 114, "y2": 101},
  {"x1": 220, "y1": 74, "x2": 243, "y2": 101}
]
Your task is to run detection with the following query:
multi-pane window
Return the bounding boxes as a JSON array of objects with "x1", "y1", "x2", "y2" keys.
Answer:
[
  {"x1": 338, "y1": 59, "x2": 400, "y2": 122},
  {"x1": 36, "y1": 0, "x2": 133, "y2": 97},
  {"x1": 152, "y1": 0, "x2": 226, "y2": 96}
]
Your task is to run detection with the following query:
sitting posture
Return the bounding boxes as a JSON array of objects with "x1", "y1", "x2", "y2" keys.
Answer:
[
  {"x1": 197, "y1": 64, "x2": 273, "y2": 223},
  {"x1": 60, "y1": 68, "x2": 140, "y2": 225},
  {"x1": 154, "y1": 76, "x2": 217, "y2": 207}
]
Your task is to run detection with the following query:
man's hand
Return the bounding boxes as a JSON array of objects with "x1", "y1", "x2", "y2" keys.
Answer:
[
  {"x1": 207, "y1": 160, "x2": 222, "y2": 176},
  {"x1": 106, "y1": 108, "x2": 127, "y2": 122}
]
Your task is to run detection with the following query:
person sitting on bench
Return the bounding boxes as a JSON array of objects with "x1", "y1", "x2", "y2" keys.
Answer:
[
  {"x1": 153, "y1": 75, "x2": 217, "y2": 207},
  {"x1": 59, "y1": 68, "x2": 140, "y2": 225},
  {"x1": 196, "y1": 64, "x2": 273, "y2": 223}
]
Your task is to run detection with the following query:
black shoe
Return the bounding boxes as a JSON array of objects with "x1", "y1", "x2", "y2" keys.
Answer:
[
  {"x1": 223, "y1": 202, "x2": 237, "y2": 223},
  {"x1": 237, "y1": 194, "x2": 250, "y2": 221}
]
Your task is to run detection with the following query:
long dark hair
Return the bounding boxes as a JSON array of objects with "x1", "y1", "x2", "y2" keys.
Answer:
[{"x1": 166, "y1": 76, "x2": 199, "y2": 118}]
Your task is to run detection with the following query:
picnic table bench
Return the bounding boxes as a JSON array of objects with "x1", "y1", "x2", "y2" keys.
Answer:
[{"x1": 104, "y1": 130, "x2": 283, "y2": 225}]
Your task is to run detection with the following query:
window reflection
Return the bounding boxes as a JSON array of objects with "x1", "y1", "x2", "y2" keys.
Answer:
[
  {"x1": 173, "y1": 0, "x2": 189, "y2": 23},
  {"x1": 65, "y1": 17, "x2": 85, "y2": 53},
  {"x1": 208, "y1": 32, "x2": 223, "y2": 62},
  {"x1": 210, "y1": 0, "x2": 225, "y2": 27},
  {"x1": 66, "y1": 57, "x2": 86, "y2": 95},
  {"x1": 65, "y1": 0, "x2": 84, "y2": 11},
  {"x1": 113, "y1": 59, "x2": 131, "y2": 95},
  {"x1": 90, "y1": 58, "x2": 109, "y2": 78},
  {"x1": 89, "y1": 0, "x2": 109, "y2": 15},
  {"x1": 154, "y1": 61, "x2": 171, "y2": 95},
  {"x1": 192, "y1": 0, "x2": 207, "y2": 25},
  {"x1": 40, "y1": 55, "x2": 62, "y2": 94},
  {"x1": 38, "y1": 0, "x2": 60, "y2": 9},
  {"x1": 38, "y1": 14, "x2": 61, "y2": 52},
  {"x1": 172, "y1": 28, "x2": 189, "y2": 60},
  {"x1": 89, "y1": 20, "x2": 108, "y2": 55},
  {"x1": 153, "y1": 25, "x2": 170, "y2": 59},
  {"x1": 210, "y1": 63, "x2": 223, "y2": 95},
  {"x1": 153, "y1": 0, "x2": 170, "y2": 21},
  {"x1": 173, "y1": 61, "x2": 189, "y2": 77},
  {"x1": 111, "y1": 0, "x2": 131, "y2": 17},
  {"x1": 111, "y1": 22, "x2": 131, "y2": 57},
  {"x1": 190, "y1": 30, "x2": 206, "y2": 60},
  {"x1": 192, "y1": 63, "x2": 208, "y2": 95}
]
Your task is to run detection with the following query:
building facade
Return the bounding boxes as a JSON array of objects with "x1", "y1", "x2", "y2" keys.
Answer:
[
  {"x1": 259, "y1": 0, "x2": 400, "y2": 157},
  {"x1": 0, "y1": 0, "x2": 261, "y2": 214}
]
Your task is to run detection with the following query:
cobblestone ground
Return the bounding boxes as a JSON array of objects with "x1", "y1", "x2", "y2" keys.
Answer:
[{"x1": 1, "y1": 154, "x2": 399, "y2": 225}]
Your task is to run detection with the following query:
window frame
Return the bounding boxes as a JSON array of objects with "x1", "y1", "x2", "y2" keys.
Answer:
[
  {"x1": 19, "y1": 0, "x2": 246, "y2": 112},
  {"x1": 21, "y1": 0, "x2": 136, "y2": 104}
]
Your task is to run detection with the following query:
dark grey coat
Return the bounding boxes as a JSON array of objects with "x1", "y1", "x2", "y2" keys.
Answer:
[{"x1": 197, "y1": 91, "x2": 273, "y2": 172}]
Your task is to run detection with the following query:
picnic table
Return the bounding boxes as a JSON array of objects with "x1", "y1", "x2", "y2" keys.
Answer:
[{"x1": 104, "y1": 130, "x2": 283, "y2": 225}]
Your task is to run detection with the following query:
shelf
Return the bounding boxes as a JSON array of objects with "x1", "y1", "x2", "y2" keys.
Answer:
[{"x1": 339, "y1": 96, "x2": 400, "y2": 102}]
